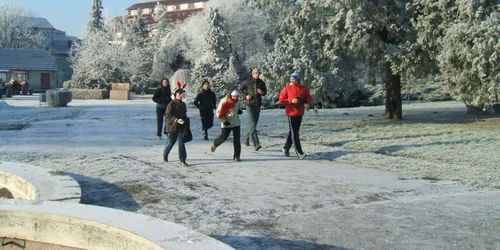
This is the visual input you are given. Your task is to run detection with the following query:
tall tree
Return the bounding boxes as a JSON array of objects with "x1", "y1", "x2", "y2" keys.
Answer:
[
  {"x1": 258, "y1": 1, "x2": 356, "y2": 106},
  {"x1": 412, "y1": 0, "x2": 500, "y2": 112},
  {"x1": 87, "y1": 0, "x2": 104, "y2": 33},
  {"x1": 191, "y1": 7, "x2": 233, "y2": 93},
  {"x1": 121, "y1": 14, "x2": 154, "y2": 86},
  {"x1": 69, "y1": 29, "x2": 115, "y2": 87},
  {"x1": 327, "y1": 0, "x2": 419, "y2": 119},
  {"x1": 0, "y1": 1, "x2": 47, "y2": 49}
]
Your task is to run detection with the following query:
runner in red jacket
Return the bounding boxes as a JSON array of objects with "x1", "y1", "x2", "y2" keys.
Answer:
[{"x1": 278, "y1": 73, "x2": 312, "y2": 160}]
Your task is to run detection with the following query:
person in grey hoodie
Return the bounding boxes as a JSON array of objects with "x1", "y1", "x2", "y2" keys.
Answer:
[{"x1": 240, "y1": 68, "x2": 267, "y2": 151}]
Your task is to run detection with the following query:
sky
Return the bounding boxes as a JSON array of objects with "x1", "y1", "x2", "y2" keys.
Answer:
[{"x1": 12, "y1": 0, "x2": 141, "y2": 38}]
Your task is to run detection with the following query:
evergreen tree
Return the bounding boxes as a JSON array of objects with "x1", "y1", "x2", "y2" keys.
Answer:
[
  {"x1": 261, "y1": 1, "x2": 353, "y2": 107},
  {"x1": 123, "y1": 14, "x2": 154, "y2": 86},
  {"x1": 69, "y1": 29, "x2": 114, "y2": 88},
  {"x1": 325, "y1": 0, "x2": 418, "y2": 119},
  {"x1": 87, "y1": 0, "x2": 104, "y2": 33},
  {"x1": 413, "y1": 0, "x2": 500, "y2": 113},
  {"x1": 200, "y1": 7, "x2": 233, "y2": 93},
  {"x1": 150, "y1": 2, "x2": 173, "y2": 80}
]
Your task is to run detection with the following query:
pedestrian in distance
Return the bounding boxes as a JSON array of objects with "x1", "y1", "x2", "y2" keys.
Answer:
[
  {"x1": 152, "y1": 78, "x2": 172, "y2": 140},
  {"x1": 163, "y1": 88, "x2": 189, "y2": 167},
  {"x1": 210, "y1": 88, "x2": 244, "y2": 162},
  {"x1": 240, "y1": 68, "x2": 267, "y2": 151},
  {"x1": 278, "y1": 72, "x2": 312, "y2": 160},
  {"x1": 193, "y1": 79, "x2": 217, "y2": 140}
]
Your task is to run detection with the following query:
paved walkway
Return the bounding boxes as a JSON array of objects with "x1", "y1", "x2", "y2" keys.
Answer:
[{"x1": 1, "y1": 95, "x2": 499, "y2": 250}]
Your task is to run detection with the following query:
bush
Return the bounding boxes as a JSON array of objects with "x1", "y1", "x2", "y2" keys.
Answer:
[{"x1": 46, "y1": 89, "x2": 72, "y2": 107}]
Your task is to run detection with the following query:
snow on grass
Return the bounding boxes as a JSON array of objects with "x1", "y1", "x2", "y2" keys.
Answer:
[{"x1": 257, "y1": 102, "x2": 500, "y2": 189}]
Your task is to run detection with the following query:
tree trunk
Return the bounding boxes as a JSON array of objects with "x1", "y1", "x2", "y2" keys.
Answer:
[{"x1": 384, "y1": 63, "x2": 402, "y2": 120}]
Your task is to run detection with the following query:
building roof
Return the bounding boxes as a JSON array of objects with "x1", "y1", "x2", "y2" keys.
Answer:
[
  {"x1": 18, "y1": 17, "x2": 55, "y2": 30},
  {"x1": 125, "y1": 8, "x2": 202, "y2": 24},
  {"x1": 126, "y1": 0, "x2": 202, "y2": 10},
  {"x1": 0, "y1": 49, "x2": 57, "y2": 71}
]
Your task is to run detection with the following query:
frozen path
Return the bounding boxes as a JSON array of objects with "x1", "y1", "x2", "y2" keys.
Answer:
[{"x1": 1, "y1": 95, "x2": 499, "y2": 250}]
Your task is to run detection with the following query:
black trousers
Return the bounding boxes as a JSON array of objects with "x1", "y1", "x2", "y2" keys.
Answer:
[
  {"x1": 284, "y1": 116, "x2": 303, "y2": 155},
  {"x1": 214, "y1": 126, "x2": 241, "y2": 159},
  {"x1": 156, "y1": 107, "x2": 167, "y2": 136}
]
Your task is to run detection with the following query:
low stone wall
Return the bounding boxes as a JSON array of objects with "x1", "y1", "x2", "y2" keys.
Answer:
[
  {"x1": 46, "y1": 89, "x2": 72, "y2": 107},
  {"x1": 70, "y1": 89, "x2": 109, "y2": 99}
]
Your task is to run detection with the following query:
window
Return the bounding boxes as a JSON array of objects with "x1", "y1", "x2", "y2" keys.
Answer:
[
  {"x1": 167, "y1": 5, "x2": 177, "y2": 11},
  {"x1": 142, "y1": 8, "x2": 151, "y2": 14},
  {"x1": 194, "y1": 2, "x2": 204, "y2": 8},
  {"x1": 180, "y1": 4, "x2": 189, "y2": 10},
  {"x1": 130, "y1": 9, "x2": 138, "y2": 16}
]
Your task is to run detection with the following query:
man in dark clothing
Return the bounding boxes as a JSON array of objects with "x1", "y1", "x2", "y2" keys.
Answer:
[
  {"x1": 152, "y1": 78, "x2": 172, "y2": 139},
  {"x1": 240, "y1": 68, "x2": 267, "y2": 151},
  {"x1": 194, "y1": 80, "x2": 217, "y2": 140},
  {"x1": 163, "y1": 88, "x2": 189, "y2": 167}
]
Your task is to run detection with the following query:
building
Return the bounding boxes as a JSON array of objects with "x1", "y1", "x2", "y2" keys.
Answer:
[
  {"x1": 0, "y1": 49, "x2": 58, "y2": 91},
  {"x1": 109, "y1": 1, "x2": 208, "y2": 45},
  {"x1": 125, "y1": 0, "x2": 208, "y2": 25},
  {"x1": 27, "y1": 17, "x2": 75, "y2": 87}
]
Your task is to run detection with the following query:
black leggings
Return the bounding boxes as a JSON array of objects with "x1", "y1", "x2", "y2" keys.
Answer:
[
  {"x1": 284, "y1": 116, "x2": 303, "y2": 155},
  {"x1": 156, "y1": 107, "x2": 166, "y2": 136},
  {"x1": 214, "y1": 126, "x2": 241, "y2": 159}
]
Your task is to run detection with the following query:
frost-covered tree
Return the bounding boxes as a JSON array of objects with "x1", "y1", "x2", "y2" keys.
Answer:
[
  {"x1": 413, "y1": 0, "x2": 500, "y2": 113},
  {"x1": 258, "y1": 1, "x2": 353, "y2": 107},
  {"x1": 150, "y1": 2, "x2": 171, "y2": 45},
  {"x1": 69, "y1": 29, "x2": 115, "y2": 87},
  {"x1": 87, "y1": 0, "x2": 104, "y2": 33},
  {"x1": 155, "y1": 0, "x2": 267, "y2": 92},
  {"x1": 150, "y1": 2, "x2": 173, "y2": 80},
  {"x1": 207, "y1": 0, "x2": 268, "y2": 73},
  {"x1": 326, "y1": 0, "x2": 420, "y2": 119},
  {"x1": 189, "y1": 7, "x2": 233, "y2": 93},
  {"x1": 0, "y1": 1, "x2": 46, "y2": 49},
  {"x1": 128, "y1": 14, "x2": 154, "y2": 86}
]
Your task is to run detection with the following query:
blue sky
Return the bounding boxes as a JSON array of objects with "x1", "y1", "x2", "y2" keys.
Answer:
[{"x1": 12, "y1": 0, "x2": 140, "y2": 38}]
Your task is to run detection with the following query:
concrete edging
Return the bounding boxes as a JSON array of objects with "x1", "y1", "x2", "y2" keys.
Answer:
[
  {"x1": 0, "y1": 200, "x2": 234, "y2": 250},
  {"x1": 0, "y1": 161, "x2": 81, "y2": 202}
]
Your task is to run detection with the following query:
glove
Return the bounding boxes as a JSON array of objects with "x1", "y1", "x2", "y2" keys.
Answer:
[
  {"x1": 294, "y1": 97, "x2": 305, "y2": 109},
  {"x1": 223, "y1": 121, "x2": 231, "y2": 126},
  {"x1": 237, "y1": 109, "x2": 243, "y2": 115},
  {"x1": 176, "y1": 119, "x2": 185, "y2": 125}
]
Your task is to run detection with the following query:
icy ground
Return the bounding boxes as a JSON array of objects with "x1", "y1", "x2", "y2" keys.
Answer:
[{"x1": 1, "y1": 95, "x2": 499, "y2": 250}]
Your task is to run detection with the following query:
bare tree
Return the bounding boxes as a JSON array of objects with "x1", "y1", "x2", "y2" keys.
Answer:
[{"x1": 0, "y1": 1, "x2": 47, "y2": 49}]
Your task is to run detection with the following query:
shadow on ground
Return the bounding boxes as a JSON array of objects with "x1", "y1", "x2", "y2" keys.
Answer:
[
  {"x1": 212, "y1": 235, "x2": 352, "y2": 250},
  {"x1": 65, "y1": 172, "x2": 140, "y2": 212}
]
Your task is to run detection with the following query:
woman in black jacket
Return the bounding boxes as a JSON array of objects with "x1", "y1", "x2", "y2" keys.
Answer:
[
  {"x1": 194, "y1": 80, "x2": 217, "y2": 140},
  {"x1": 152, "y1": 78, "x2": 172, "y2": 139}
]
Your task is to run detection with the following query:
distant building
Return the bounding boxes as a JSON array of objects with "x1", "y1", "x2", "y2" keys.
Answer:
[
  {"x1": 109, "y1": 1, "x2": 208, "y2": 45},
  {"x1": 27, "y1": 17, "x2": 76, "y2": 87},
  {"x1": 126, "y1": 0, "x2": 208, "y2": 25},
  {"x1": 0, "y1": 49, "x2": 58, "y2": 91}
]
